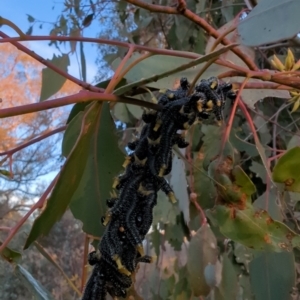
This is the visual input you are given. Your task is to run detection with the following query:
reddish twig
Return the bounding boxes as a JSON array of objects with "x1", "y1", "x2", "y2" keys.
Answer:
[
  {"x1": 81, "y1": 234, "x2": 90, "y2": 292},
  {"x1": 0, "y1": 32, "x2": 105, "y2": 93},
  {"x1": 105, "y1": 45, "x2": 135, "y2": 93},
  {"x1": 0, "y1": 90, "x2": 161, "y2": 119},
  {"x1": 0, "y1": 173, "x2": 59, "y2": 252},
  {"x1": 221, "y1": 77, "x2": 249, "y2": 154},
  {"x1": 124, "y1": 0, "x2": 257, "y2": 70},
  {"x1": 0, "y1": 227, "x2": 11, "y2": 232},
  {"x1": 0, "y1": 126, "x2": 67, "y2": 156}
]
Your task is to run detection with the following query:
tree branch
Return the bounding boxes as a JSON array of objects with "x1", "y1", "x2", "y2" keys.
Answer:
[
  {"x1": 0, "y1": 126, "x2": 67, "y2": 156},
  {"x1": 0, "y1": 32, "x2": 105, "y2": 93},
  {"x1": 0, "y1": 90, "x2": 161, "y2": 119}
]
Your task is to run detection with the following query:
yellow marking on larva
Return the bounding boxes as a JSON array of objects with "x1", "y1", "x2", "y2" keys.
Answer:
[
  {"x1": 122, "y1": 156, "x2": 131, "y2": 168},
  {"x1": 112, "y1": 177, "x2": 120, "y2": 189},
  {"x1": 103, "y1": 212, "x2": 112, "y2": 226},
  {"x1": 210, "y1": 81, "x2": 218, "y2": 89},
  {"x1": 138, "y1": 183, "x2": 154, "y2": 196},
  {"x1": 136, "y1": 244, "x2": 145, "y2": 257},
  {"x1": 134, "y1": 155, "x2": 147, "y2": 165},
  {"x1": 113, "y1": 255, "x2": 131, "y2": 276},
  {"x1": 206, "y1": 100, "x2": 214, "y2": 109},
  {"x1": 168, "y1": 192, "x2": 177, "y2": 204},
  {"x1": 183, "y1": 122, "x2": 190, "y2": 129},
  {"x1": 154, "y1": 119, "x2": 162, "y2": 131},
  {"x1": 147, "y1": 136, "x2": 161, "y2": 145},
  {"x1": 167, "y1": 93, "x2": 175, "y2": 99},
  {"x1": 197, "y1": 100, "x2": 203, "y2": 112}
]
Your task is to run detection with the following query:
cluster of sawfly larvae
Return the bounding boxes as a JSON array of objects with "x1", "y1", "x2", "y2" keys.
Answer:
[{"x1": 82, "y1": 77, "x2": 236, "y2": 300}]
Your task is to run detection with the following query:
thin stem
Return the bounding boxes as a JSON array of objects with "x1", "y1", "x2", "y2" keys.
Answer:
[
  {"x1": 0, "y1": 173, "x2": 59, "y2": 252},
  {"x1": 0, "y1": 32, "x2": 105, "y2": 93},
  {"x1": 114, "y1": 44, "x2": 238, "y2": 96},
  {"x1": 221, "y1": 77, "x2": 249, "y2": 154},
  {"x1": 0, "y1": 126, "x2": 67, "y2": 156},
  {"x1": 0, "y1": 90, "x2": 161, "y2": 119},
  {"x1": 105, "y1": 45, "x2": 135, "y2": 93},
  {"x1": 81, "y1": 234, "x2": 90, "y2": 292}
]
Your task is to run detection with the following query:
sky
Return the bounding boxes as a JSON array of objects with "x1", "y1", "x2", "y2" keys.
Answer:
[
  {"x1": 1, "y1": 0, "x2": 100, "y2": 82},
  {"x1": 1, "y1": 0, "x2": 105, "y2": 191}
]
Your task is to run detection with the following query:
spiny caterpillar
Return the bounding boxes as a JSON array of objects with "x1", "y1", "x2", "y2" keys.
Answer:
[{"x1": 81, "y1": 77, "x2": 236, "y2": 300}]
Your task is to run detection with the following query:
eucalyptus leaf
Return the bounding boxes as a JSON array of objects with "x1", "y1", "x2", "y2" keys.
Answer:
[
  {"x1": 39, "y1": 54, "x2": 70, "y2": 101},
  {"x1": 14, "y1": 265, "x2": 54, "y2": 300},
  {"x1": 238, "y1": 0, "x2": 300, "y2": 46}
]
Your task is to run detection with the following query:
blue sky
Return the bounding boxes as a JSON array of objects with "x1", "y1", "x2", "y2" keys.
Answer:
[
  {"x1": 1, "y1": 0, "x2": 100, "y2": 82},
  {"x1": 1, "y1": 1, "x2": 105, "y2": 191}
]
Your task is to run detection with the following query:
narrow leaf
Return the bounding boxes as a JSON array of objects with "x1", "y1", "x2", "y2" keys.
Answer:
[
  {"x1": 14, "y1": 265, "x2": 54, "y2": 300},
  {"x1": 113, "y1": 44, "x2": 238, "y2": 96},
  {"x1": 80, "y1": 41, "x2": 86, "y2": 81},
  {"x1": 39, "y1": 54, "x2": 70, "y2": 101},
  {"x1": 24, "y1": 103, "x2": 100, "y2": 249},
  {"x1": 187, "y1": 224, "x2": 218, "y2": 296},
  {"x1": 69, "y1": 102, "x2": 124, "y2": 237},
  {"x1": 249, "y1": 252, "x2": 296, "y2": 300},
  {"x1": 0, "y1": 242, "x2": 21, "y2": 263},
  {"x1": 238, "y1": 0, "x2": 300, "y2": 46},
  {"x1": 273, "y1": 147, "x2": 300, "y2": 192},
  {"x1": 82, "y1": 13, "x2": 94, "y2": 27}
]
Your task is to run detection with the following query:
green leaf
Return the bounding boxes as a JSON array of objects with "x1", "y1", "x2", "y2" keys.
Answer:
[
  {"x1": 238, "y1": 0, "x2": 300, "y2": 46},
  {"x1": 0, "y1": 242, "x2": 21, "y2": 263},
  {"x1": 82, "y1": 13, "x2": 94, "y2": 27},
  {"x1": 26, "y1": 25, "x2": 33, "y2": 35},
  {"x1": 207, "y1": 203, "x2": 300, "y2": 252},
  {"x1": 164, "y1": 217, "x2": 185, "y2": 250},
  {"x1": 69, "y1": 102, "x2": 124, "y2": 237},
  {"x1": 153, "y1": 191, "x2": 178, "y2": 226},
  {"x1": 202, "y1": 124, "x2": 235, "y2": 171},
  {"x1": 221, "y1": 0, "x2": 234, "y2": 22},
  {"x1": 112, "y1": 45, "x2": 236, "y2": 95},
  {"x1": 253, "y1": 187, "x2": 283, "y2": 221},
  {"x1": 80, "y1": 41, "x2": 86, "y2": 81},
  {"x1": 234, "y1": 243, "x2": 253, "y2": 272},
  {"x1": 113, "y1": 102, "x2": 132, "y2": 123},
  {"x1": 150, "y1": 227, "x2": 161, "y2": 257},
  {"x1": 192, "y1": 152, "x2": 217, "y2": 210},
  {"x1": 14, "y1": 265, "x2": 54, "y2": 300},
  {"x1": 74, "y1": 0, "x2": 81, "y2": 17},
  {"x1": 232, "y1": 165, "x2": 256, "y2": 197},
  {"x1": 24, "y1": 103, "x2": 99, "y2": 249},
  {"x1": 69, "y1": 27, "x2": 81, "y2": 53},
  {"x1": 139, "y1": 16, "x2": 153, "y2": 28},
  {"x1": 250, "y1": 161, "x2": 267, "y2": 184},
  {"x1": 249, "y1": 252, "x2": 296, "y2": 300},
  {"x1": 0, "y1": 169, "x2": 11, "y2": 177},
  {"x1": 27, "y1": 14, "x2": 35, "y2": 22},
  {"x1": 187, "y1": 224, "x2": 218, "y2": 296},
  {"x1": 62, "y1": 111, "x2": 84, "y2": 157},
  {"x1": 237, "y1": 79, "x2": 290, "y2": 108},
  {"x1": 273, "y1": 147, "x2": 300, "y2": 192},
  {"x1": 170, "y1": 152, "x2": 190, "y2": 223},
  {"x1": 287, "y1": 135, "x2": 300, "y2": 150},
  {"x1": 214, "y1": 255, "x2": 238, "y2": 300},
  {"x1": 230, "y1": 128, "x2": 258, "y2": 157},
  {"x1": 39, "y1": 54, "x2": 70, "y2": 101},
  {"x1": 126, "y1": 103, "x2": 144, "y2": 120}
]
